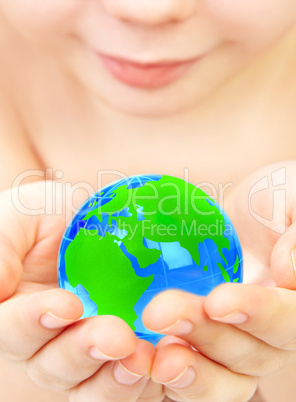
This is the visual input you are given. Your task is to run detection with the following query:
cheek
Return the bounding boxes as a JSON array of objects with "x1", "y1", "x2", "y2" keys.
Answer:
[
  {"x1": 203, "y1": 0, "x2": 296, "y2": 47},
  {"x1": 0, "y1": 0, "x2": 83, "y2": 39}
]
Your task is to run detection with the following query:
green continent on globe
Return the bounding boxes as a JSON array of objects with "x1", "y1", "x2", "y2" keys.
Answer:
[
  {"x1": 64, "y1": 230, "x2": 154, "y2": 330},
  {"x1": 83, "y1": 175, "x2": 231, "y2": 268}
]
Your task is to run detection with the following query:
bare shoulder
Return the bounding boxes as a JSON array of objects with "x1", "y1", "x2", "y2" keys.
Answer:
[
  {"x1": 0, "y1": 86, "x2": 44, "y2": 190},
  {"x1": 0, "y1": 12, "x2": 44, "y2": 191}
]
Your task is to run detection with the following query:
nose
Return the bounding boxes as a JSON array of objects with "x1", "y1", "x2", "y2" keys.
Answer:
[{"x1": 100, "y1": 0, "x2": 196, "y2": 26}]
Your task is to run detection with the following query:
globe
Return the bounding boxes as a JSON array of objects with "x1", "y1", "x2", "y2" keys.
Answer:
[{"x1": 58, "y1": 174, "x2": 243, "y2": 345}]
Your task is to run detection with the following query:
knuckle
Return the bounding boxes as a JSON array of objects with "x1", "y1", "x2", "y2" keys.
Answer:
[
  {"x1": 186, "y1": 374, "x2": 257, "y2": 402},
  {"x1": 230, "y1": 343, "x2": 287, "y2": 375},
  {"x1": 279, "y1": 338, "x2": 296, "y2": 350},
  {"x1": 0, "y1": 345, "x2": 19, "y2": 361},
  {"x1": 137, "y1": 379, "x2": 165, "y2": 401},
  {"x1": 175, "y1": 375, "x2": 216, "y2": 401},
  {"x1": 68, "y1": 387, "x2": 92, "y2": 402},
  {"x1": 70, "y1": 387, "x2": 142, "y2": 402},
  {"x1": 138, "y1": 394, "x2": 165, "y2": 402},
  {"x1": 235, "y1": 376, "x2": 259, "y2": 402},
  {"x1": 194, "y1": 326, "x2": 228, "y2": 351},
  {"x1": 0, "y1": 302, "x2": 32, "y2": 361},
  {"x1": 0, "y1": 346, "x2": 28, "y2": 361},
  {"x1": 26, "y1": 358, "x2": 73, "y2": 391},
  {"x1": 100, "y1": 386, "x2": 134, "y2": 402},
  {"x1": 165, "y1": 389, "x2": 187, "y2": 401}
]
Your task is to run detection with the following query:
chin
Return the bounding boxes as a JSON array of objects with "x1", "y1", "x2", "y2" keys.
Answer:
[
  {"x1": 83, "y1": 67, "x2": 221, "y2": 118},
  {"x1": 65, "y1": 41, "x2": 250, "y2": 118},
  {"x1": 95, "y1": 88, "x2": 202, "y2": 118}
]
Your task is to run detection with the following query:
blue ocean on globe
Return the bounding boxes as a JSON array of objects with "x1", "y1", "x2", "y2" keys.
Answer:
[{"x1": 59, "y1": 174, "x2": 243, "y2": 345}]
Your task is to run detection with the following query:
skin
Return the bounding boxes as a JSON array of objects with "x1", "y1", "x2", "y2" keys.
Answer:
[
  {"x1": 2, "y1": 164, "x2": 296, "y2": 402},
  {"x1": 0, "y1": 1, "x2": 296, "y2": 401}
]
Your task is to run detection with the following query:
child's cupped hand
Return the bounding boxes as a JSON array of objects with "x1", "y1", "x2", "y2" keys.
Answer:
[
  {"x1": 143, "y1": 161, "x2": 296, "y2": 401},
  {"x1": 2, "y1": 160, "x2": 296, "y2": 402},
  {"x1": 0, "y1": 181, "x2": 163, "y2": 402}
]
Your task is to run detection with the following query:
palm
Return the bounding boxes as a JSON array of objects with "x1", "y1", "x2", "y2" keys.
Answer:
[
  {"x1": 0, "y1": 182, "x2": 71, "y2": 299},
  {"x1": 224, "y1": 162, "x2": 291, "y2": 286}
]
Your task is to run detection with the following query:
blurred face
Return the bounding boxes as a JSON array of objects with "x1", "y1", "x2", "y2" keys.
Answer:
[{"x1": 1, "y1": 0, "x2": 296, "y2": 117}]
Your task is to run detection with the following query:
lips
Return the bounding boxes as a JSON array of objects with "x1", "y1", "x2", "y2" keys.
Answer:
[{"x1": 97, "y1": 53, "x2": 200, "y2": 88}]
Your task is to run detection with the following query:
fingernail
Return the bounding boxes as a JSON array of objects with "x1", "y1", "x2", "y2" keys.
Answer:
[
  {"x1": 40, "y1": 312, "x2": 75, "y2": 329},
  {"x1": 156, "y1": 319, "x2": 193, "y2": 336},
  {"x1": 89, "y1": 346, "x2": 117, "y2": 361},
  {"x1": 209, "y1": 311, "x2": 248, "y2": 324},
  {"x1": 113, "y1": 361, "x2": 144, "y2": 385},
  {"x1": 163, "y1": 366, "x2": 195, "y2": 389}
]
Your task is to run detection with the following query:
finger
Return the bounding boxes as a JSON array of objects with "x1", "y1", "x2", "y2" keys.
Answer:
[
  {"x1": 0, "y1": 289, "x2": 83, "y2": 360},
  {"x1": 0, "y1": 185, "x2": 45, "y2": 300},
  {"x1": 137, "y1": 379, "x2": 164, "y2": 402},
  {"x1": 0, "y1": 182, "x2": 70, "y2": 300},
  {"x1": 156, "y1": 335, "x2": 192, "y2": 350},
  {"x1": 27, "y1": 315, "x2": 138, "y2": 391},
  {"x1": 0, "y1": 240, "x2": 23, "y2": 301},
  {"x1": 205, "y1": 283, "x2": 296, "y2": 351},
  {"x1": 271, "y1": 222, "x2": 296, "y2": 289},
  {"x1": 69, "y1": 339, "x2": 154, "y2": 402},
  {"x1": 143, "y1": 289, "x2": 292, "y2": 376},
  {"x1": 152, "y1": 343, "x2": 257, "y2": 402}
]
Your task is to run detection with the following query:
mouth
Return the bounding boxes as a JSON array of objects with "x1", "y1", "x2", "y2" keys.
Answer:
[{"x1": 97, "y1": 53, "x2": 202, "y2": 88}]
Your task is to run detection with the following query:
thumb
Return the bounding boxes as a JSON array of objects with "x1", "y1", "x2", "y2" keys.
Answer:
[
  {"x1": 0, "y1": 240, "x2": 23, "y2": 302},
  {"x1": 271, "y1": 222, "x2": 296, "y2": 289},
  {"x1": 0, "y1": 180, "x2": 89, "y2": 301},
  {"x1": 0, "y1": 181, "x2": 54, "y2": 301}
]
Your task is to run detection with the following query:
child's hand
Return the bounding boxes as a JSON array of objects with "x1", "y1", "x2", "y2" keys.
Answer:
[
  {"x1": 0, "y1": 182, "x2": 163, "y2": 402},
  {"x1": 143, "y1": 285, "x2": 296, "y2": 401},
  {"x1": 142, "y1": 161, "x2": 296, "y2": 401}
]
